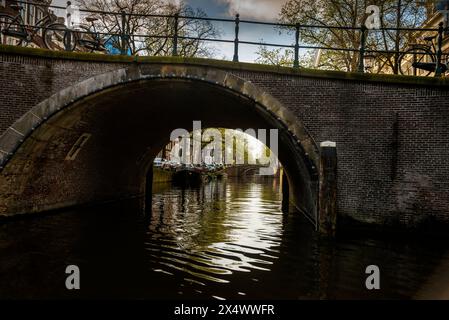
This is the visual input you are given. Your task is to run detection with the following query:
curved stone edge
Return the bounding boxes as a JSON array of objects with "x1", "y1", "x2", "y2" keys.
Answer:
[
  {"x1": 0, "y1": 64, "x2": 320, "y2": 176},
  {"x1": 2, "y1": 45, "x2": 449, "y2": 88}
]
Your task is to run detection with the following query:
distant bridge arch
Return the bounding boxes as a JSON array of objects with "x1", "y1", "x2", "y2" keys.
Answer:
[{"x1": 224, "y1": 165, "x2": 277, "y2": 177}]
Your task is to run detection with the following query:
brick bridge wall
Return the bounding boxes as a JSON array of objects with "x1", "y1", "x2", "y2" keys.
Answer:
[{"x1": 1, "y1": 47, "x2": 448, "y2": 228}]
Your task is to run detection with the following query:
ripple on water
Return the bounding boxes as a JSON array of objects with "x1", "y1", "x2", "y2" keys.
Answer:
[{"x1": 146, "y1": 180, "x2": 284, "y2": 286}]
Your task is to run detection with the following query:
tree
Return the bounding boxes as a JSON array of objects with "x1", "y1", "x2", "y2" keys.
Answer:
[
  {"x1": 143, "y1": 3, "x2": 220, "y2": 57},
  {"x1": 276, "y1": 0, "x2": 428, "y2": 73},
  {"x1": 368, "y1": 0, "x2": 427, "y2": 74},
  {"x1": 77, "y1": 0, "x2": 220, "y2": 56},
  {"x1": 255, "y1": 45, "x2": 294, "y2": 67}
]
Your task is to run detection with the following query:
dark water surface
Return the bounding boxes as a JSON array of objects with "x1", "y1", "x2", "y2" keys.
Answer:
[{"x1": 1, "y1": 177, "x2": 448, "y2": 299}]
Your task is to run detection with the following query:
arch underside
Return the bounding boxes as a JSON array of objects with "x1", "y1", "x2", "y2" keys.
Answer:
[{"x1": 0, "y1": 65, "x2": 319, "y2": 223}]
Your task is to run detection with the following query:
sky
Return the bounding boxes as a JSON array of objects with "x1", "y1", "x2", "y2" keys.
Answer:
[
  {"x1": 52, "y1": 0, "x2": 294, "y2": 62},
  {"x1": 174, "y1": 0, "x2": 292, "y2": 61},
  {"x1": 187, "y1": 0, "x2": 288, "y2": 20}
]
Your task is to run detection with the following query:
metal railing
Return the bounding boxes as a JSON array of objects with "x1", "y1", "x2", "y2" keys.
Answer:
[{"x1": 1, "y1": 0, "x2": 447, "y2": 76}]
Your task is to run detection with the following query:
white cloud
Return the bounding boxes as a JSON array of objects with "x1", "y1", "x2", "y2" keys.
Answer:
[{"x1": 218, "y1": 0, "x2": 287, "y2": 21}]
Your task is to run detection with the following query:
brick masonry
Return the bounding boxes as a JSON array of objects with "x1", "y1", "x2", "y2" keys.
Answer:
[
  {"x1": 1, "y1": 51, "x2": 448, "y2": 228},
  {"x1": 236, "y1": 71, "x2": 449, "y2": 227}
]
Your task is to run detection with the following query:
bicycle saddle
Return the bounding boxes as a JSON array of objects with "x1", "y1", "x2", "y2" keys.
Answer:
[
  {"x1": 85, "y1": 17, "x2": 98, "y2": 22},
  {"x1": 423, "y1": 35, "x2": 437, "y2": 41}
]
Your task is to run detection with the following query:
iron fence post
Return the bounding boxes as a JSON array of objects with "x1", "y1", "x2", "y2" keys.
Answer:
[
  {"x1": 120, "y1": 10, "x2": 128, "y2": 55},
  {"x1": 172, "y1": 13, "x2": 179, "y2": 56},
  {"x1": 233, "y1": 14, "x2": 240, "y2": 62},
  {"x1": 358, "y1": 25, "x2": 367, "y2": 73},
  {"x1": 293, "y1": 23, "x2": 300, "y2": 68},
  {"x1": 65, "y1": 1, "x2": 72, "y2": 51},
  {"x1": 435, "y1": 22, "x2": 444, "y2": 78}
]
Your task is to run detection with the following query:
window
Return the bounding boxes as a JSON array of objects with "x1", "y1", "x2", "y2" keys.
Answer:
[
  {"x1": 26, "y1": 4, "x2": 35, "y2": 26},
  {"x1": 36, "y1": 7, "x2": 44, "y2": 35},
  {"x1": 20, "y1": 5, "x2": 26, "y2": 22},
  {"x1": 36, "y1": 7, "x2": 43, "y2": 22}
]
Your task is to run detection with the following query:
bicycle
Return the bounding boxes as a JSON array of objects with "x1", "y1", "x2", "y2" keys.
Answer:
[
  {"x1": 0, "y1": 2, "x2": 67, "y2": 50},
  {"x1": 398, "y1": 34, "x2": 448, "y2": 76},
  {"x1": 64, "y1": 16, "x2": 107, "y2": 53}
]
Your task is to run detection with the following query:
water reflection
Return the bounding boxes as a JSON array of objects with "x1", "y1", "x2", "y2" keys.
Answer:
[
  {"x1": 147, "y1": 179, "x2": 284, "y2": 288},
  {"x1": 0, "y1": 177, "x2": 448, "y2": 299}
]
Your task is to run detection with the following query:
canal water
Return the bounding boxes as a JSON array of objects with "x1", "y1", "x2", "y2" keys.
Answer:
[{"x1": 1, "y1": 177, "x2": 448, "y2": 299}]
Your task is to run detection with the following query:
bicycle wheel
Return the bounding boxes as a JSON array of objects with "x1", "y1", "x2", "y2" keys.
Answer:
[
  {"x1": 0, "y1": 14, "x2": 26, "y2": 46},
  {"x1": 43, "y1": 23, "x2": 69, "y2": 51},
  {"x1": 398, "y1": 47, "x2": 435, "y2": 76},
  {"x1": 72, "y1": 25, "x2": 99, "y2": 53},
  {"x1": 63, "y1": 29, "x2": 78, "y2": 51}
]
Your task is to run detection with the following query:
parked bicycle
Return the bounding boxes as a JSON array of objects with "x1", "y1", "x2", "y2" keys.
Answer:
[
  {"x1": 0, "y1": 2, "x2": 67, "y2": 50},
  {"x1": 64, "y1": 16, "x2": 107, "y2": 53},
  {"x1": 398, "y1": 34, "x2": 448, "y2": 76},
  {"x1": 0, "y1": 1, "x2": 107, "y2": 53}
]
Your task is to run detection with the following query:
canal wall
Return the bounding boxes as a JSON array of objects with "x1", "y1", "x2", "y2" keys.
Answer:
[{"x1": 0, "y1": 45, "x2": 449, "y2": 230}]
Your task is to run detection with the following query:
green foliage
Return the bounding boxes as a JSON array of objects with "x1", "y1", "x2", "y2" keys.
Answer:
[
  {"x1": 78, "y1": 0, "x2": 220, "y2": 57},
  {"x1": 255, "y1": 46, "x2": 294, "y2": 67},
  {"x1": 270, "y1": 0, "x2": 429, "y2": 72}
]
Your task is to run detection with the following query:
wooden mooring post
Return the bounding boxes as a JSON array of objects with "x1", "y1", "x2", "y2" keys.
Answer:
[{"x1": 319, "y1": 141, "x2": 337, "y2": 236}]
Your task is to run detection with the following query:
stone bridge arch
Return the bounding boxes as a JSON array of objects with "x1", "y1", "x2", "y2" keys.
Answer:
[{"x1": 0, "y1": 64, "x2": 320, "y2": 223}]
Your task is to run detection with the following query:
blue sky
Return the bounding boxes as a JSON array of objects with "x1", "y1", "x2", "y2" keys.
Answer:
[
  {"x1": 52, "y1": 0, "x2": 293, "y2": 62},
  {"x1": 185, "y1": 0, "x2": 286, "y2": 20},
  {"x1": 179, "y1": 0, "x2": 292, "y2": 61}
]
